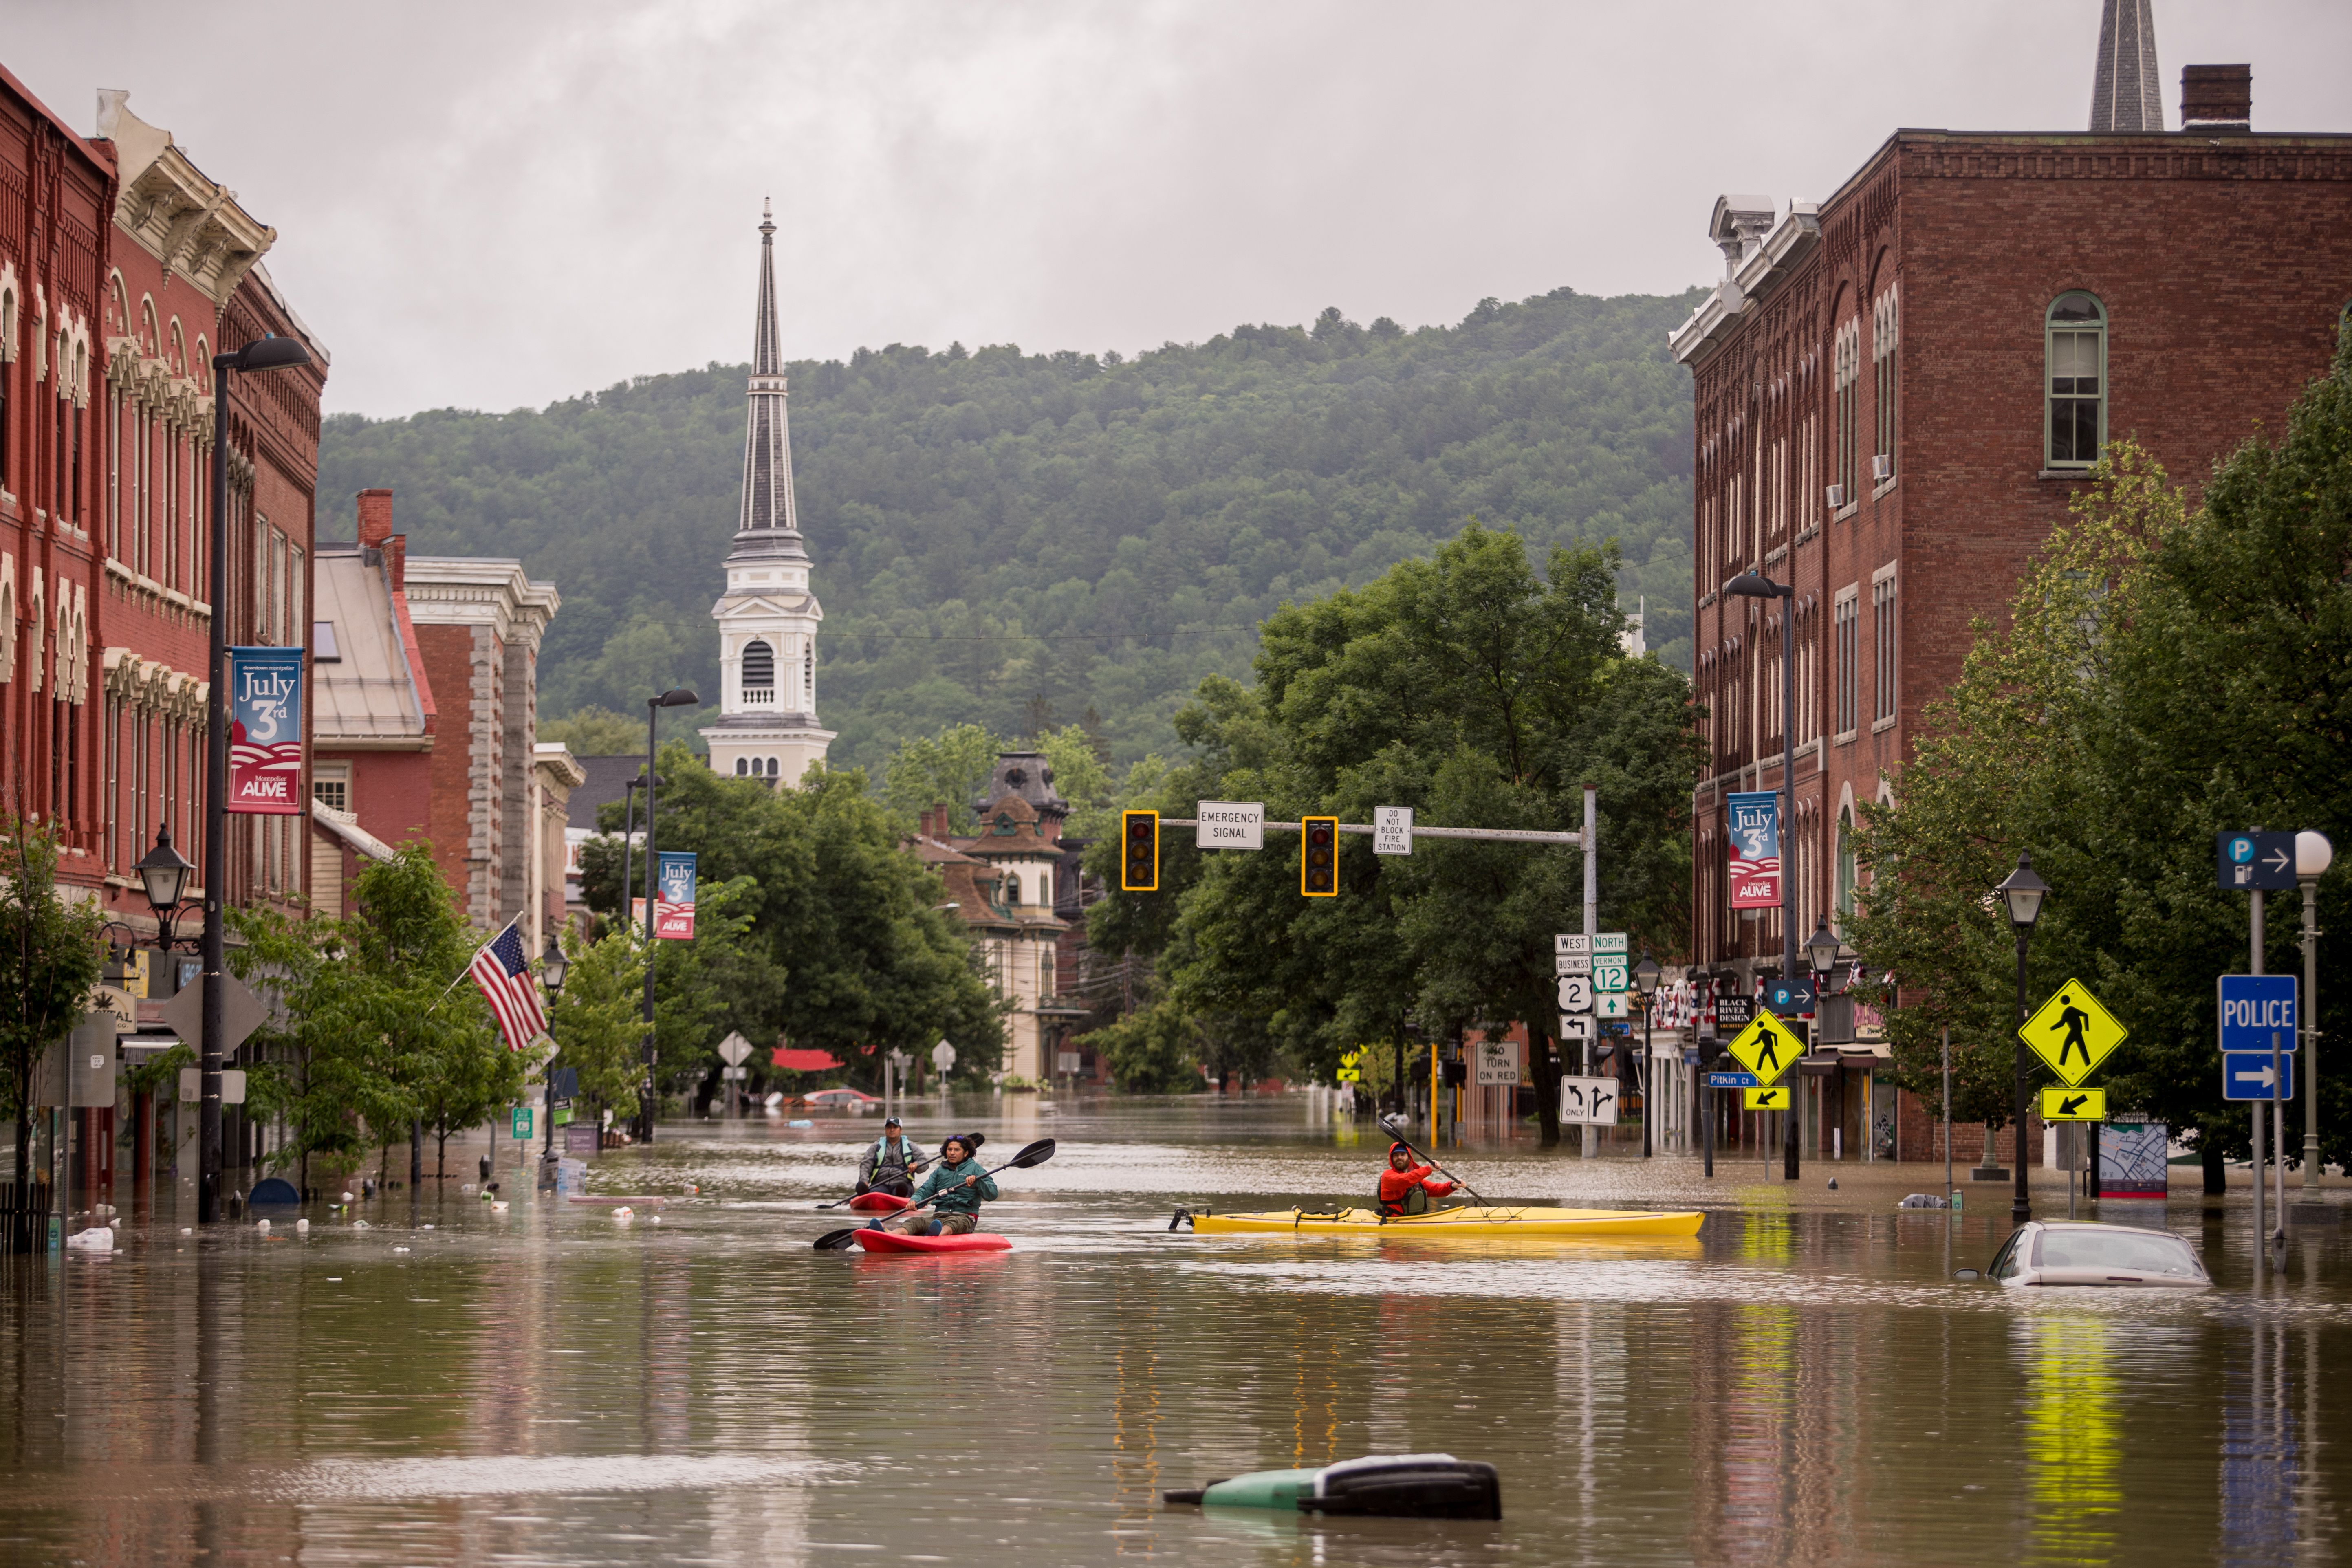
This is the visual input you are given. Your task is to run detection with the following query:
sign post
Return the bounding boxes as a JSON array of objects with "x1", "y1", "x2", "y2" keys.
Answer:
[{"x1": 2219, "y1": 830, "x2": 2296, "y2": 1266}]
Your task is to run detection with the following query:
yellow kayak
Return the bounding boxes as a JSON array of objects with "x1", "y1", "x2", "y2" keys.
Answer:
[{"x1": 1181, "y1": 1205, "x2": 1705, "y2": 1238}]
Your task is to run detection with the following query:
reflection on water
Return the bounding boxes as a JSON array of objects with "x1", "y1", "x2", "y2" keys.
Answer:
[{"x1": 2, "y1": 1097, "x2": 2348, "y2": 1567}]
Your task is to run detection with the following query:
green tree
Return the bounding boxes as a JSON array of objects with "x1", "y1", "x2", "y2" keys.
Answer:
[
  {"x1": 590, "y1": 746, "x2": 1006, "y2": 1089},
  {"x1": 1090, "y1": 525, "x2": 1702, "y2": 1138},
  {"x1": 1854, "y1": 319, "x2": 2352, "y2": 1177},
  {"x1": 0, "y1": 819, "x2": 104, "y2": 1246},
  {"x1": 883, "y1": 723, "x2": 1004, "y2": 833},
  {"x1": 1076, "y1": 992, "x2": 1201, "y2": 1093},
  {"x1": 546, "y1": 925, "x2": 648, "y2": 1123}
]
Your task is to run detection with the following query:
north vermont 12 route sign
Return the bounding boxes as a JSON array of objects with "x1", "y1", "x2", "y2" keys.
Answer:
[{"x1": 2019, "y1": 978, "x2": 2127, "y2": 1086}]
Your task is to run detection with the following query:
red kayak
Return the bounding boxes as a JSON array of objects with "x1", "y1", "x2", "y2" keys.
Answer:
[
  {"x1": 847, "y1": 1192, "x2": 911, "y2": 1213},
  {"x1": 851, "y1": 1228, "x2": 1011, "y2": 1253}
]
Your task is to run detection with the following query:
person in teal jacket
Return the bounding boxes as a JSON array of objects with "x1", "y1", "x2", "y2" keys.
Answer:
[{"x1": 892, "y1": 1134, "x2": 997, "y2": 1235}]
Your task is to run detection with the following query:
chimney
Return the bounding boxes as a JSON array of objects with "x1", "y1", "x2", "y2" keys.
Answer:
[
  {"x1": 385, "y1": 534, "x2": 407, "y2": 594},
  {"x1": 357, "y1": 487, "x2": 394, "y2": 548},
  {"x1": 2181, "y1": 65, "x2": 2251, "y2": 133},
  {"x1": 929, "y1": 802, "x2": 948, "y2": 838}
]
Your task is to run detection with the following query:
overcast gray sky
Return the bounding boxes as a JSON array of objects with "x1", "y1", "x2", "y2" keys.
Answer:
[{"x1": 13, "y1": 0, "x2": 2347, "y2": 417}]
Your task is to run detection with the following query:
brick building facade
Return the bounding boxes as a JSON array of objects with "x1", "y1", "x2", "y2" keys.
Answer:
[
  {"x1": 311, "y1": 489, "x2": 566, "y2": 949},
  {"x1": 2, "y1": 73, "x2": 324, "y2": 936},
  {"x1": 1676, "y1": 55, "x2": 2352, "y2": 1160}
]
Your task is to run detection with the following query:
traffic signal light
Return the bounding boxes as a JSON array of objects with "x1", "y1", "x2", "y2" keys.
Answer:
[
  {"x1": 1121, "y1": 810, "x2": 1159, "y2": 892},
  {"x1": 1300, "y1": 816, "x2": 1338, "y2": 896}
]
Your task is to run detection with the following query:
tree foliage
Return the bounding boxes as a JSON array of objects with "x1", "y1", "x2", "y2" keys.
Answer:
[
  {"x1": 1084, "y1": 525, "x2": 1700, "y2": 1137},
  {"x1": 0, "y1": 819, "x2": 105, "y2": 1217},
  {"x1": 319, "y1": 288, "x2": 1703, "y2": 775},
  {"x1": 1853, "y1": 317, "x2": 2352, "y2": 1170},
  {"x1": 581, "y1": 747, "x2": 1006, "y2": 1088}
]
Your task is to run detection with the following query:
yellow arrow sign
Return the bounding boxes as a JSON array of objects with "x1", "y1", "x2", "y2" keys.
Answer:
[
  {"x1": 1743, "y1": 1084, "x2": 1793, "y2": 1111},
  {"x1": 2039, "y1": 1086, "x2": 2107, "y2": 1122},
  {"x1": 1724, "y1": 1013, "x2": 1806, "y2": 1086},
  {"x1": 2019, "y1": 979, "x2": 2127, "y2": 1086}
]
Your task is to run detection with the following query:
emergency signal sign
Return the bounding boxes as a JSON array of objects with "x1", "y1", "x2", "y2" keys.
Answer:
[
  {"x1": 1301, "y1": 816, "x2": 1339, "y2": 897},
  {"x1": 1121, "y1": 810, "x2": 1159, "y2": 892}
]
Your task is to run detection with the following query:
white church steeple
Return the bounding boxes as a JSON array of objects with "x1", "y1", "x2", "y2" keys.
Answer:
[{"x1": 701, "y1": 200, "x2": 835, "y2": 785}]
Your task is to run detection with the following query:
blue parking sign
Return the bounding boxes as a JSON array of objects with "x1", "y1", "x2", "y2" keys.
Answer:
[
  {"x1": 2217, "y1": 831, "x2": 2295, "y2": 891},
  {"x1": 2217, "y1": 975, "x2": 2297, "y2": 1053}
]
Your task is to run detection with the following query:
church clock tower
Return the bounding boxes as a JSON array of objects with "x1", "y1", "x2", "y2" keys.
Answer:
[{"x1": 703, "y1": 200, "x2": 834, "y2": 784}]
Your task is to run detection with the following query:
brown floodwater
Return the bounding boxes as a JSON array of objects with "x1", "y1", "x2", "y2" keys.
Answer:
[{"x1": 2, "y1": 1097, "x2": 2345, "y2": 1566}]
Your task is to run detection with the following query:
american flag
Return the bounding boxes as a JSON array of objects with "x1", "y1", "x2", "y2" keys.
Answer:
[{"x1": 468, "y1": 921, "x2": 550, "y2": 1051}]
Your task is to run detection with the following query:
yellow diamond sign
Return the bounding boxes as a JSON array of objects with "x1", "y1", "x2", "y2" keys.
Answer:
[
  {"x1": 1742, "y1": 1083, "x2": 1793, "y2": 1112},
  {"x1": 2019, "y1": 978, "x2": 2127, "y2": 1086},
  {"x1": 2039, "y1": 1086, "x2": 2107, "y2": 1122},
  {"x1": 1724, "y1": 1013, "x2": 1806, "y2": 1086}
]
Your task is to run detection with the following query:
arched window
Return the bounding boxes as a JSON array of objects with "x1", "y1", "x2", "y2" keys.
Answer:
[
  {"x1": 2046, "y1": 293, "x2": 2106, "y2": 467},
  {"x1": 741, "y1": 639, "x2": 774, "y2": 688},
  {"x1": 734, "y1": 756, "x2": 748, "y2": 776},
  {"x1": 1004, "y1": 873, "x2": 1021, "y2": 907},
  {"x1": 1835, "y1": 807, "x2": 1857, "y2": 931},
  {"x1": 766, "y1": 756, "x2": 779, "y2": 778}
]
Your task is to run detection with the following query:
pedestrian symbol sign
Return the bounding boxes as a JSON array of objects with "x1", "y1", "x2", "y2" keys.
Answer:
[
  {"x1": 2039, "y1": 1087, "x2": 2106, "y2": 1122},
  {"x1": 2019, "y1": 978, "x2": 2126, "y2": 1086},
  {"x1": 1723, "y1": 1013, "x2": 1805, "y2": 1086},
  {"x1": 1742, "y1": 1084, "x2": 1790, "y2": 1111}
]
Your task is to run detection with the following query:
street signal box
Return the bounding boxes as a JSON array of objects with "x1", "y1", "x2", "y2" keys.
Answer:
[
  {"x1": 1301, "y1": 816, "x2": 1339, "y2": 896},
  {"x1": 1121, "y1": 810, "x2": 1160, "y2": 892}
]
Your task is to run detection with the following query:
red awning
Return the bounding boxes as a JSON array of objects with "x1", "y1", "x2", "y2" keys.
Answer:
[{"x1": 772, "y1": 1048, "x2": 844, "y2": 1072}]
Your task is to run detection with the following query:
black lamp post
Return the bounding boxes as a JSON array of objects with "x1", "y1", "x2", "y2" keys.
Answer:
[
  {"x1": 1994, "y1": 851, "x2": 2049, "y2": 1224},
  {"x1": 1725, "y1": 568, "x2": 1799, "y2": 1180},
  {"x1": 1634, "y1": 951, "x2": 1662, "y2": 1157},
  {"x1": 540, "y1": 929, "x2": 568, "y2": 1165},
  {"x1": 200, "y1": 333, "x2": 313, "y2": 1225},
  {"x1": 638, "y1": 687, "x2": 698, "y2": 1142},
  {"x1": 134, "y1": 825, "x2": 196, "y2": 948}
]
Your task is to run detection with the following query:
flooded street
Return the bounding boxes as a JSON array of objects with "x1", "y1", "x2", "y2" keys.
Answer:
[{"x1": 4, "y1": 1098, "x2": 2348, "y2": 1566}]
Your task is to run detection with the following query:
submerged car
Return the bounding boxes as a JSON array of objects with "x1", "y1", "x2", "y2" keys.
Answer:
[
  {"x1": 1958, "y1": 1220, "x2": 2211, "y2": 1288},
  {"x1": 800, "y1": 1088, "x2": 881, "y2": 1110}
]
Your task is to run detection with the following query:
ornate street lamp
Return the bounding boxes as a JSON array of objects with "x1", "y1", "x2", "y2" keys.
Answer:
[
  {"x1": 1994, "y1": 852, "x2": 2050, "y2": 1223},
  {"x1": 134, "y1": 825, "x2": 196, "y2": 946}
]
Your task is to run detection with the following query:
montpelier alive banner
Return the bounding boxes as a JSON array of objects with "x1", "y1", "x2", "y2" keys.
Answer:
[
  {"x1": 228, "y1": 646, "x2": 305, "y2": 815},
  {"x1": 1727, "y1": 790, "x2": 1781, "y2": 908}
]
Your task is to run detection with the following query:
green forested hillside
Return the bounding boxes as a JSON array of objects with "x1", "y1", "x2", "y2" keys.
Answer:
[{"x1": 318, "y1": 286, "x2": 1702, "y2": 774}]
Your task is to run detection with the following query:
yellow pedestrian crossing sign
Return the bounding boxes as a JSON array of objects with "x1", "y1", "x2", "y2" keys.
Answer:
[
  {"x1": 2019, "y1": 979, "x2": 2127, "y2": 1086},
  {"x1": 1724, "y1": 1013, "x2": 1806, "y2": 1086},
  {"x1": 1743, "y1": 1084, "x2": 1793, "y2": 1112},
  {"x1": 2039, "y1": 1086, "x2": 2107, "y2": 1122}
]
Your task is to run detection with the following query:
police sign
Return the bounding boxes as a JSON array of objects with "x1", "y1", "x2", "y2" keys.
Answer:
[{"x1": 2217, "y1": 975, "x2": 2297, "y2": 1054}]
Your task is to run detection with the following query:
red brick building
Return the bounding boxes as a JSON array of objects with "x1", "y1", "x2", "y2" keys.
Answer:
[
  {"x1": 1676, "y1": 43, "x2": 2352, "y2": 1161},
  {"x1": 2, "y1": 74, "x2": 324, "y2": 936},
  {"x1": 311, "y1": 489, "x2": 566, "y2": 949}
]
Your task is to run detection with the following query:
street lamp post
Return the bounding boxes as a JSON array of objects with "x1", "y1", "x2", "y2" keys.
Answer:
[
  {"x1": 1995, "y1": 852, "x2": 2050, "y2": 1224},
  {"x1": 2298, "y1": 831, "x2": 2332, "y2": 1191},
  {"x1": 638, "y1": 687, "x2": 698, "y2": 1142},
  {"x1": 134, "y1": 826, "x2": 197, "y2": 945},
  {"x1": 200, "y1": 333, "x2": 313, "y2": 1225},
  {"x1": 1724, "y1": 570, "x2": 1799, "y2": 1180},
  {"x1": 1634, "y1": 951, "x2": 1661, "y2": 1157},
  {"x1": 540, "y1": 929, "x2": 568, "y2": 1168}
]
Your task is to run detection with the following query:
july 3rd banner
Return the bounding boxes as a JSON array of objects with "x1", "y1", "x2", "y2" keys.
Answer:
[
  {"x1": 655, "y1": 851, "x2": 696, "y2": 939},
  {"x1": 1727, "y1": 790, "x2": 1780, "y2": 908},
  {"x1": 227, "y1": 646, "x2": 305, "y2": 815}
]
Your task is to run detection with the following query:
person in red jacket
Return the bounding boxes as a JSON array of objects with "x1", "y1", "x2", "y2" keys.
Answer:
[{"x1": 1377, "y1": 1142, "x2": 1456, "y2": 1216}]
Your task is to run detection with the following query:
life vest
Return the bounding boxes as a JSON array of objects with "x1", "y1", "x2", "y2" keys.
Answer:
[
  {"x1": 1377, "y1": 1143, "x2": 1454, "y2": 1216},
  {"x1": 867, "y1": 1136, "x2": 918, "y2": 1180}
]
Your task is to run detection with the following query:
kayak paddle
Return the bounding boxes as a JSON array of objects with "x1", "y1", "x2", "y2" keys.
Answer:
[
  {"x1": 816, "y1": 1159, "x2": 930, "y2": 1209},
  {"x1": 1377, "y1": 1114, "x2": 1486, "y2": 1203},
  {"x1": 812, "y1": 1137, "x2": 1055, "y2": 1250}
]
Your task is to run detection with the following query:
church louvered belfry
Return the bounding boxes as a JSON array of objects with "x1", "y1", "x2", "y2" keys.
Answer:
[
  {"x1": 2089, "y1": 0, "x2": 2163, "y2": 132},
  {"x1": 701, "y1": 200, "x2": 835, "y2": 785}
]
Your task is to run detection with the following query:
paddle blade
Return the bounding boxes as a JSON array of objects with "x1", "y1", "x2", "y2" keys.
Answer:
[
  {"x1": 813, "y1": 1227, "x2": 861, "y2": 1251},
  {"x1": 1005, "y1": 1137, "x2": 1057, "y2": 1169}
]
